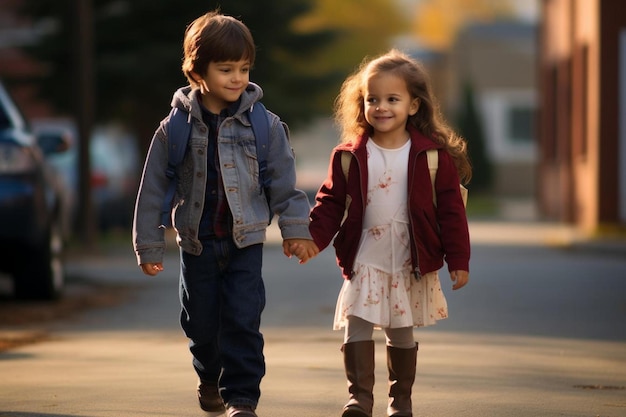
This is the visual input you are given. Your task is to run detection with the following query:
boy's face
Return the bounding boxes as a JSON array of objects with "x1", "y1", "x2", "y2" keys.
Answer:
[{"x1": 193, "y1": 59, "x2": 251, "y2": 113}]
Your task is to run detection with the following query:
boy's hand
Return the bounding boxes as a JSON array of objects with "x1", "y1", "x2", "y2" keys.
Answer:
[
  {"x1": 140, "y1": 262, "x2": 163, "y2": 276},
  {"x1": 450, "y1": 270, "x2": 469, "y2": 290},
  {"x1": 283, "y1": 239, "x2": 319, "y2": 264}
]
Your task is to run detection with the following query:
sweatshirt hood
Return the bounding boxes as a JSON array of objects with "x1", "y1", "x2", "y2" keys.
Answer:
[{"x1": 170, "y1": 82, "x2": 264, "y2": 121}]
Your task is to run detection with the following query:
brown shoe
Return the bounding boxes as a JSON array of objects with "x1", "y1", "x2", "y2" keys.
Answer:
[
  {"x1": 226, "y1": 404, "x2": 258, "y2": 417},
  {"x1": 197, "y1": 380, "x2": 226, "y2": 415}
]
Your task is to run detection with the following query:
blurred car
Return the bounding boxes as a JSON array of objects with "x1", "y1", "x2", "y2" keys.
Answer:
[
  {"x1": 32, "y1": 120, "x2": 141, "y2": 232},
  {"x1": 0, "y1": 81, "x2": 72, "y2": 300},
  {"x1": 89, "y1": 125, "x2": 140, "y2": 231}
]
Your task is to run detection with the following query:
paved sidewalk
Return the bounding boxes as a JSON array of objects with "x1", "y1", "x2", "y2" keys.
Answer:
[
  {"x1": 1, "y1": 220, "x2": 625, "y2": 417},
  {"x1": 1, "y1": 323, "x2": 625, "y2": 417}
]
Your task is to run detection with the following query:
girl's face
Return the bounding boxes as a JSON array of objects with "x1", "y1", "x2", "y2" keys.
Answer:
[
  {"x1": 193, "y1": 59, "x2": 251, "y2": 113},
  {"x1": 363, "y1": 72, "x2": 419, "y2": 144}
]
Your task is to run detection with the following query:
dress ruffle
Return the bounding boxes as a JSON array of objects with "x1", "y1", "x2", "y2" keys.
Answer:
[{"x1": 333, "y1": 264, "x2": 448, "y2": 330}]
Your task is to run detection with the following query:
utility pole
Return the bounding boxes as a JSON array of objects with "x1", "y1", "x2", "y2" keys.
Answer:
[{"x1": 75, "y1": 0, "x2": 97, "y2": 247}]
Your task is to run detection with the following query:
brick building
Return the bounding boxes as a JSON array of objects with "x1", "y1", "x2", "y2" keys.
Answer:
[{"x1": 538, "y1": 0, "x2": 626, "y2": 233}]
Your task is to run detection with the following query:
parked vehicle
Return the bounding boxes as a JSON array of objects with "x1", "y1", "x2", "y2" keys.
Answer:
[
  {"x1": 85, "y1": 124, "x2": 140, "y2": 231},
  {"x1": 0, "y1": 81, "x2": 71, "y2": 300},
  {"x1": 32, "y1": 120, "x2": 141, "y2": 232}
]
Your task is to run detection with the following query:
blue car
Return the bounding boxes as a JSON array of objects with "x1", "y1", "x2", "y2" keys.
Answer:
[{"x1": 0, "y1": 81, "x2": 71, "y2": 300}]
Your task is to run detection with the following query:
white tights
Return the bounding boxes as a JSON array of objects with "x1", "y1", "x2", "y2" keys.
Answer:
[{"x1": 344, "y1": 316, "x2": 415, "y2": 349}]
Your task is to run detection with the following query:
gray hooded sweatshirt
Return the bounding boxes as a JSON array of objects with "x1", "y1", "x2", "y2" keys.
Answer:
[{"x1": 133, "y1": 82, "x2": 312, "y2": 266}]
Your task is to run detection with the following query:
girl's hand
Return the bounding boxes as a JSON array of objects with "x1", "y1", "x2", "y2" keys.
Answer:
[
  {"x1": 283, "y1": 239, "x2": 320, "y2": 264},
  {"x1": 140, "y1": 262, "x2": 163, "y2": 276},
  {"x1": 450, "y1": 270, "x2": 469, "y2": 290}
]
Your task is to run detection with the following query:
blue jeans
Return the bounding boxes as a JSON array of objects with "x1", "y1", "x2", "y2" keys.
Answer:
[{"x1": 180, "y1": 238, "x2": 266, "y2": 408}]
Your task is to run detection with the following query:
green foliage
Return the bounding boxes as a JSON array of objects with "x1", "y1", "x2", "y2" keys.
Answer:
[
  {"x1": 464, "y1": 192, "x2": 498, "y2": 218},
  {"x1": 293, "y1": 0, "x2": 409, "y2": 112},
  {"x1": 223, "y1": 1, "x2": 340, "y2": 126},
  {"x1": 16, "y1": 0, "x2": 339, "y2": 144},
  {"x1": 455, "y1": 82, "x2": 492, "y2": 191}
]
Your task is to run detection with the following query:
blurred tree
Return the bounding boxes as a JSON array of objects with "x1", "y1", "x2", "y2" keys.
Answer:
[
  {"x1": 411, "y1": 0, "x2": 515, "y2": 50},
  {"x1": 455, "y1": 82, "x2": 492, "y2": 191},
  {"x1": 16, "y1": 0, "x2": 338, "y2": 151},
  {"x1": 225, "y1": 1, "x2": 339, "y2": 127},
  {"x1": 293, "y1": 0, "x2": 408, "y2": 109}
]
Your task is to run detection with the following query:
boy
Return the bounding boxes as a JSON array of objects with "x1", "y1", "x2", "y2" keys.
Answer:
[{"x1": 132, "y1": 11, "x2": 318, "y2": 417}]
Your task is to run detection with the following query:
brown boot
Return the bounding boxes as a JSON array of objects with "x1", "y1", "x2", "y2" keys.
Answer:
[
  {"x1": 341, "y1": 340, "x2": 375, "y2": 417},
  {"x1": 386, "y1": 343, "x2": 418, "y2": 417}
]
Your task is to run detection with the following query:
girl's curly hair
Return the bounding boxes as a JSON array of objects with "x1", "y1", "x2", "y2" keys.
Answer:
[{"x1": 334, "y1": 49, "x2": 471, "y2": 184}]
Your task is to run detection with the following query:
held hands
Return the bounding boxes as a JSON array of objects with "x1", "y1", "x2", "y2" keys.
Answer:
[
  {"x1": 140, "y1": 262, "x2": 164, "y2": 276},
  {"x1": 450, "y1": 270, "x2": 469, "y2": 290},
  {"x1": 283, "y1": 239, "x2": 320, "y2": 264}
]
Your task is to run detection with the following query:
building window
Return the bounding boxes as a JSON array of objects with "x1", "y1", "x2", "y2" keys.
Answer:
[
  {"x1": 480, "y1": 89, "x2": 536, "y2": 161},
  {"x1": 508, "y1": 105, "x2": 534, "y2": 144}
]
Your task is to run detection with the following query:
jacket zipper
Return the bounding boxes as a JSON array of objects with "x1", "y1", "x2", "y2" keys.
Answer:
[{"x1": 408, "y1": 151, "x2": 422, "y2": 280}]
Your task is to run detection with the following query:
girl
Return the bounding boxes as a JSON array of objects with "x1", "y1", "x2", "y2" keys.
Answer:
[{"x1": 308, "y1": 49, "x2": 471, "y2": 417}]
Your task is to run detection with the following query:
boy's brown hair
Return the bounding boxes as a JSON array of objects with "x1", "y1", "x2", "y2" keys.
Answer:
[{"x1": 182, "y1": 11, "x2": 256, "y2": 88}]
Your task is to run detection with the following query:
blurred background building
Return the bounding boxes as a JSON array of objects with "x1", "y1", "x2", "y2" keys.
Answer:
[
  {"x1": 1, "y1": 0, "x2": 625, "y2": 242},
  {"x1": 446, "y1": 20, "x2": 537, "y2": 199},
  {"x1": 537, "y1": 0, "x2": 626, "y2": 234}
]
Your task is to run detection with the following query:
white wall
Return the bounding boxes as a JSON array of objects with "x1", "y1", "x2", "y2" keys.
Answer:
[{"x1": 479, "y1": 89, "x2": 537, "y2": 163}]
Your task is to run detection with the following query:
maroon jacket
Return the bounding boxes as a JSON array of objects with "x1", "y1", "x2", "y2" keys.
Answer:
[{"x1": 310, "y1": 127, "x2": 470, "y2": 280}]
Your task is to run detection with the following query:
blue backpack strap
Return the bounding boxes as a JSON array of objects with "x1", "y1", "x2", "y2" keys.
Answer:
[
  {"x1": 160, "y1": 107, "x2": 191, "y2": 227},
  {"x1": 248, "y1": 102, "x2": 270, "y2": 197}
]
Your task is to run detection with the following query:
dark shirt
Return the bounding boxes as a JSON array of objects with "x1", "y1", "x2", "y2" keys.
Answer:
[{"x1": 197, "y1": 96, "x2": 240, "y2": 239}]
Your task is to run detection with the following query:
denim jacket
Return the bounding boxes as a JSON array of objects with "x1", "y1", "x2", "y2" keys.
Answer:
[{"x1": 133, "y1": 82, "x2": 312, "y2": 265}]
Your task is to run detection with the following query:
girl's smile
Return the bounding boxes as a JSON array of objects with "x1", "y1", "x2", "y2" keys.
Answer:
[{"x1": 364, "y1": 72, "x2": 419, "y2": 148}]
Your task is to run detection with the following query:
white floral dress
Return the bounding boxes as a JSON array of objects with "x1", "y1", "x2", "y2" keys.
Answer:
[{"x1": 333, "y1": 139, "x2": 449, "y2": 330}]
